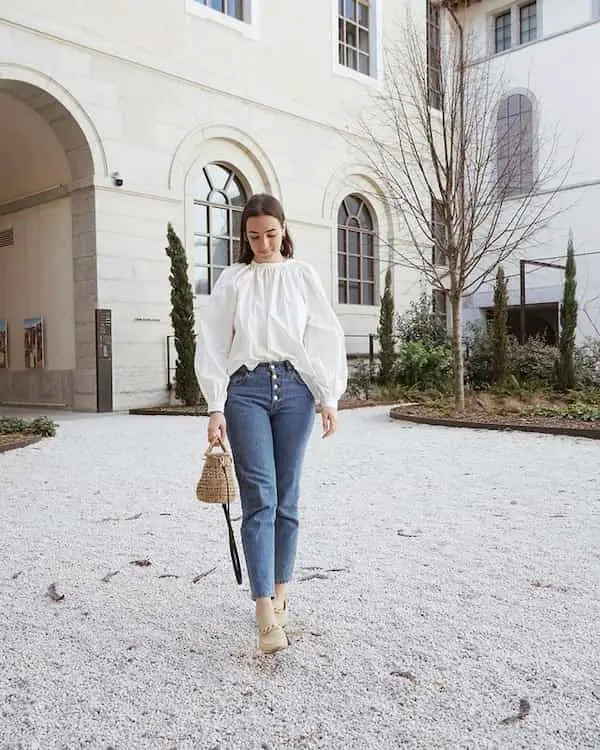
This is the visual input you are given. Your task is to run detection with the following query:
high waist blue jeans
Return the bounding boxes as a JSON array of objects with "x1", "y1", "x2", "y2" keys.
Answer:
[{"x1": 224, "y1": 362, "x2": 315, "y2": 600}]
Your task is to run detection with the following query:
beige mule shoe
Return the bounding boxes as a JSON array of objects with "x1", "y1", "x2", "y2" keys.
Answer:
[
  {"x1": 273, "y1": 600, "x2": 289, "y2": 628},
  {"x1": 258, "y1": 623, "x2": 288, "y2": 654}
]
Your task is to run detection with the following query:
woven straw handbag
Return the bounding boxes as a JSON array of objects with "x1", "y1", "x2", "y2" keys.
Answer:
[{"x1": 196, "y1": 437, "x2": 242, "y2": 585}]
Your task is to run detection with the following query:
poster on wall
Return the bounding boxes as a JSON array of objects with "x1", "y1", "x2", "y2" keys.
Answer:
[
  {"x1": 24, "y1": 316, "x2": 44, "y2": 369},
  {"x1": 0, "y1": 320, "x2": 7, "y2": 368}
]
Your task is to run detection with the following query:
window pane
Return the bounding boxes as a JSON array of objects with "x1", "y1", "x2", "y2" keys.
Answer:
[
  {"x1": 358, "y1": 203, "x2": 373, "y2": 229},
  {"x1": 338, "y1": 280, "x2": 347, "y2": 304},
  {"x1": 231, "y1": 209, "x2": 242, "y2": 238},
  {"x1": 495, "y1": 11, "x2": 511, "y2": 53},
  {"x1": 205, "y1": 163, "x2": 230, "y2": 190},
  {"x1": 520, "y1": 2, "x2": 537, "y2": 44},
  {"x1": 225, "y1": 176, "x2": 245, "y2": 206},
  {"x1": 338, "y1": 203, "x2": 349, "y2": 224},
  {"x1": 345, "y1": 0, "x2": 356, "y2": 21},
  {"x1": 338, "y1": 17, "x2": 345, "y2": 43},
  {"x1": 349, "y1": 254, "x2": 360, "y2": 279},
  {"x1": 346, "y1": 22, "x2": 357, "y2": 48},
  {"x1": 212, "y1": 267, "x2": 224, "y2": 288},
  {"x1": 362, "y1": 257, "x2": 374, "y2": 281},
  {"x1": 193, "y1": 204, "x2": 208, "y2": 234},
  {"x1": 349, "y1": 232, "x2": 360, "y2": 255},
  {"x1": 338, "y1": 44, "x2": 345, "y2": 66},
  {"x1": 358, "y1": 54, "x2": 370, "y2": 75},
  {"x1": 508, "y1": 93, "x2": 521, "y2": 116},
  {"x1": 358, "y1": 1, "x2": 369, "y2": 27},
  {"x1": 349, "y1": 282, "x2": 360, "y2": 304},
  {"x1": 347, "y1": 47, "x2": 357, "y2": 70},
  {"x1": 208, "y1": 189, "x2": 227, "y2": 205},
  {"x1": 358, "y1": 28, "x2": 369, "y2": 52},
  {"x1": 232, "y1": 239, "x2": 241, "y2": 263},
  {"x1": 361, "y1": 233, "x2": 374, "y2": 257},
  {"x1": 227, "y1": 0, "x2": 243, "y2": 20},
  {"x1": 210, "y1": 237, "x2": 229, "y2": 266},
  {"x1": 209, "y1": 206, "x2": 229, "y2": 236},
  {"x1": 363, "y1": 283, "x2": 375, "y2": 306},
  {"x1": 194, "y1": 235, "x2": 208, "y2": 265},
  {"x1": 338, "y1": 253, "x2": 347, "y2": 278},
  {"x1": 195, "y1": 266, "x2": 209, "y2": 296},
  {"x1": 337, "y1": 227, "x2": 347, "y2": 252},
  {"x1": 345, "y1": 195, "x2": 361, "y2": 217},
  {"x1": 191, "y1": 171, "x2": 210, "y2": 200}
]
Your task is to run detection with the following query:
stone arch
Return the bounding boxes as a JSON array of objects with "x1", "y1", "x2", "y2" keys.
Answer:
[
  {"x1": 322, "y1": 165, "x2": 394, "y2": 236},
  {"x1": 0, "y1": 64, "x2": 108, "y2": 180},
  {"x1": 168, "y1": 123, "x2": 281, "y2": 198},
  {"x1": 0, "y1": 70, "x2": 101, "y2": 410},
  {"x1": 322, "y1": 165, "x2": 396, "y2": 303}
]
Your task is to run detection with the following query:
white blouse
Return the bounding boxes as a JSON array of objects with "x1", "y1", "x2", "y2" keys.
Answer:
[{"x1": 195, "y1": 259, "x2": 348, "y2": 413}]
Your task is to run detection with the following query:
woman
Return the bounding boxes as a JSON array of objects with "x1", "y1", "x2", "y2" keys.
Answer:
[{"x1": 195, "y1": 193, "x2": 347, "y2": 654}]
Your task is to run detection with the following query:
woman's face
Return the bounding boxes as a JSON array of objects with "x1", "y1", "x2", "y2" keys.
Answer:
[{"x1": 246, "y1": 214, "x2": 284, "y2": 263}]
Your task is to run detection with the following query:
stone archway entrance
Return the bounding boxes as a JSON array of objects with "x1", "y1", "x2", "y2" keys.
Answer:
[{"x1": 0, "y1": 79, "x2": 99, "y2": 410}]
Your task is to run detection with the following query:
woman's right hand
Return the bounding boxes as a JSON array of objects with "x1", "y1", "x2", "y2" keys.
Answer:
[{"x1": 208, "y1": 411, "x2": 227, "y2": 444}]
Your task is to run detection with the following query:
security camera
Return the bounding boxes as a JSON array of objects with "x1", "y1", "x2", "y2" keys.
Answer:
[{"x1": 111, "y1": 171, "x2": 124, "y2": 187}]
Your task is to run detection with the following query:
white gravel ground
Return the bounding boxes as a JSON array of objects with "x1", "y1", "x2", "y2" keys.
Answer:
[{"x1": 1, "y1": 406, "x2": 599, "y2": 750}]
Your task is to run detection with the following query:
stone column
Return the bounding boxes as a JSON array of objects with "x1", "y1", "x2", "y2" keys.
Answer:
[{"x1": 71, "y1": 187, "x2": 99, "y2": 411}]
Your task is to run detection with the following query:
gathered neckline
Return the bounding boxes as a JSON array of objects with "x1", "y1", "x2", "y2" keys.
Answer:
[{"x1": 251, "y1": 259, "x2": 293, "y2": 268}]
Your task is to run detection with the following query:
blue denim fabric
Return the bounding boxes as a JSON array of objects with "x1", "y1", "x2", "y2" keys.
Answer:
[{"x1": 224, "y1": 362, "x2": 315, "y2": 599}]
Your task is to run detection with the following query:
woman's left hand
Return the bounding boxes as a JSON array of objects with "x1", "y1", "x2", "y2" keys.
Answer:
[{"x1": 320, "y1": 406, "x2": 337, "y2": 438}]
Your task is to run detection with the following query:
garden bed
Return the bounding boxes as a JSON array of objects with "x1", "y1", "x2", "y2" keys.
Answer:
[
  {"x1": 128, "y1": 397, "x2": 400, "y2": 417},
  {"x1": 0, "y1": 417, "x2": 57, "y2": 454},
  {"x1": 389, "y1": 392, "x2": 600, "y2": 440},
  {"x1": 0, "y1": 434, "x2": 43, "y2": 453}
]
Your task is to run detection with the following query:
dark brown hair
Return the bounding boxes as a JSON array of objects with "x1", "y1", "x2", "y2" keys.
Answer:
[{"x1": 238, "y1": 193, "x2": 295, "y2": 264}]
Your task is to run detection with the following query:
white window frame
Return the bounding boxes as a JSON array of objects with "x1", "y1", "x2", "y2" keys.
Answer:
[
  {"x1": 332, "y1": 0, "x2": 382, "y2": 85},
  {"x1": 489, "y1": 1, "x2": 542, "y2": 55},
  {"x1": 186, "y1": 0, "x2": 260, "y2": 39}
]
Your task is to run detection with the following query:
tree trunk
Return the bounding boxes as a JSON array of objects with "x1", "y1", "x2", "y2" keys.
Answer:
[{"x1": 450, "y1": 294, "x2": 465, "y2": 412}]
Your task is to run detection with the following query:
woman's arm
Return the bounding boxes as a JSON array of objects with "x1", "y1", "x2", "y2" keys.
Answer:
[
  {"x1": 195, "y1": 269, "x2": 237, "y2": 414},
  {"x1": 302, "y1": 264, "x2": 348, "y2": 409}
]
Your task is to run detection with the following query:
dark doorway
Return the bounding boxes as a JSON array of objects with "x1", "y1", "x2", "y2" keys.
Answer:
[{"x1": 484, "y1": 302, "x2": 559, "y2": 345}]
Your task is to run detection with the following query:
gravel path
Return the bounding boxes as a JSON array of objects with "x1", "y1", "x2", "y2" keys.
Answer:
[{"x1": 1, "y1": 407, "x2": 599, "y2": 750}]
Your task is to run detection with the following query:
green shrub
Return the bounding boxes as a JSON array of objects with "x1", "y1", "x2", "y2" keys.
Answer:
[
  {"x1": 464, "y1": 321, "x2": 493, "y2": 389},
  {"x1": 533, "y1": 404, "x2": 600, "y2": 422},
  {"x1": 346, "y1": 359, "x2": 375, "y2": 400},
  {"x1": 465, "y1": 324, "x2": 560, "y2": 390},
  {"x1": 0, "y1": 416, "x2": 57, "y2": 437},
  {"x1": 396, "y1": 292, "x2": 448, "y2": 347},
  {"x1": 395, "y1": 341, "x2": 452, "y2": 389},
  {"x1": 575, "y1": 338, "x2": 600, "y2": 388},
  {"x1": 507, "y1": 335, "x2": 558, "y2": 387}
]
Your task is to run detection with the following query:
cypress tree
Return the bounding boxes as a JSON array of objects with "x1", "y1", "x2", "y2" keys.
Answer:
[
  {"x1": 556, "y1": 234, "x2": 578, "y2": 390},
  {"x1": 378, "y1": 266, "x2": 396, "y2": 385},
  {"x1": 166, "y1": 223, "x2": 200, "y2": 405},
  {"x1": 491, "y1": 265, "x2": 508, "y2": 384}
]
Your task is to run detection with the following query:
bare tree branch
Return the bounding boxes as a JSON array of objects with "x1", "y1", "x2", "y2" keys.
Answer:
[{"x1": 349, "y1": 7, "x2": 572, "y2": 409}]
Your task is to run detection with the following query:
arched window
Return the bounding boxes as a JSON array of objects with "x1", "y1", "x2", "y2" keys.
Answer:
[
  {"x1": 497, "y1": 93, "x2": 534, "y2": 196},
  {"x1": 337, "y1": 194, "x2": 376, "y2": 305},
  {"x1": 192, "y1": 163, "x2": 247, "y2": 295}
]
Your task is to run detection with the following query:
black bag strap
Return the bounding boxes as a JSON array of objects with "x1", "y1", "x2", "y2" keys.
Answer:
[{"x1": 221, "y1": 468, "x2": 242, "y2": 585}]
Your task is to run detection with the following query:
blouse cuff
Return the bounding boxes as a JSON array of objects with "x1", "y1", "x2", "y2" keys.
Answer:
[
  {"x1": 320, "y1": 395, "x2": 339, "y2": 409},
  {"x1": 207, "y1": 395, "x2": 227, "y2": 413}
]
